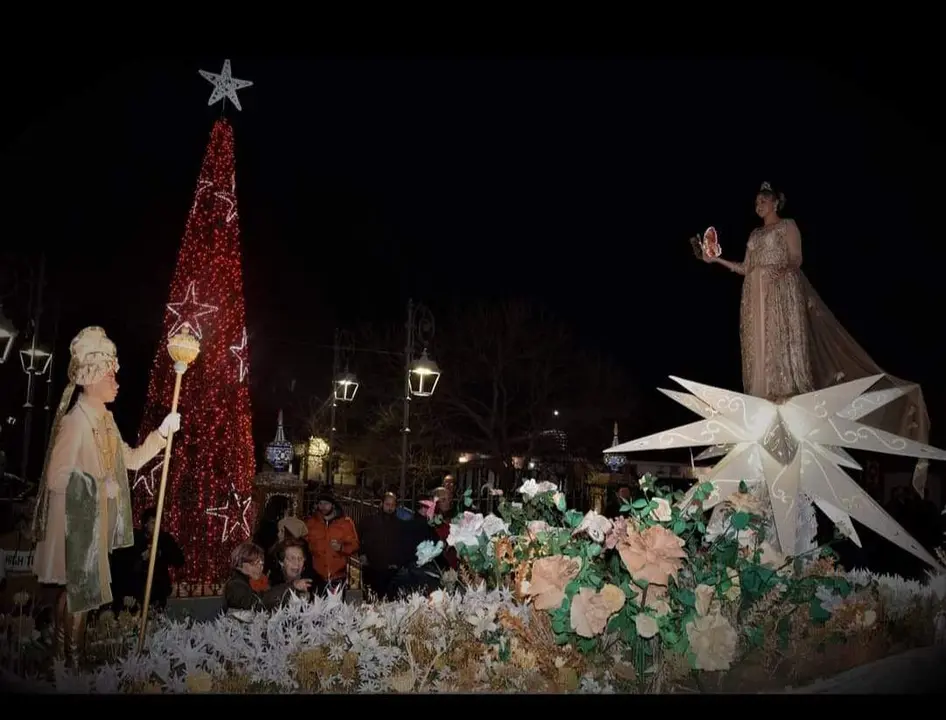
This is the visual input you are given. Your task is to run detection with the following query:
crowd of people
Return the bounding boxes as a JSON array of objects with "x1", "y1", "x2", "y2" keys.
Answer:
[{"x1": 221, "y1": 488, "x2": 453, "y2": 614}]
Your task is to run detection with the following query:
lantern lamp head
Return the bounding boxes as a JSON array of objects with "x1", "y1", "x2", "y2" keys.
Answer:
[
  {"x1": 334, "y1": 371, "x2": 359, "y2": 403},
  {"x1": 19, "y1": 343, "x2": 52, "y2": 376},
  {"x1": 409, "y1": 349, "x2": 441, "y2": 397}
]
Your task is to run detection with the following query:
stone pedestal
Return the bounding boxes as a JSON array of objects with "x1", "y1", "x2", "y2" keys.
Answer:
[{"x1": 251, "y1": 470, "x2": 306, "y2": 526}]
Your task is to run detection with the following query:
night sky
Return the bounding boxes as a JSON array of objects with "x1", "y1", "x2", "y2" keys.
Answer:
[{"x1": 2, "y1": 55, "x2": 944, "y2": 470}]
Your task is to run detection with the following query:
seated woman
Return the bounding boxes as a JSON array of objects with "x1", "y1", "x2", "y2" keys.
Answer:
[
  {"x1": 223, "y1": 542, "x2": 311, "y2": 613},
  {"x1": 268, "y1": 537, "x2": 313, "y2": 595}
]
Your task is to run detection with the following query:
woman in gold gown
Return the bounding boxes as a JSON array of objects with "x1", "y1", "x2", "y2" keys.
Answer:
[{"x1": 706, "y1": 182, "x2": 931, "y2": 494}]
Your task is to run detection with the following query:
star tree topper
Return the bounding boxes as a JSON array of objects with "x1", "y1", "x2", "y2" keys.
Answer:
[
  {"x1": 205, "y1": 487, "x2": 253, "y2": 542},
  {"x1": 166, "y1": 281, "x2": 219, "y2": 340},
  {"x1": 604, "y1": 374, "x2": 946, "y2": 569},
  {"x1": 198, "y1": 59, "x2": 253, "y2": 111}
]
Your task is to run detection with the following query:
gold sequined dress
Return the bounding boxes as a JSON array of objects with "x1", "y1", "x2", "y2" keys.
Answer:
[{"x1": 739, "y1": 218, "x2": 812, "y2": 400}]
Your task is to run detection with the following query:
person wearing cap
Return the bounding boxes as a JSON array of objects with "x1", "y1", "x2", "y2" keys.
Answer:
[
  {"x1": 30, "y1": 326, "x2": 181, "y2": 667},
  {"x1": 304, "y1": 493, "x2": 359, "y2": 595}
]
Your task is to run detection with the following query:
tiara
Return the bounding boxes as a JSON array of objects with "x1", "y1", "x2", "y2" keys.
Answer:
[{"x1": 760, "y1": 181, "x2": 774, "y2": 193}]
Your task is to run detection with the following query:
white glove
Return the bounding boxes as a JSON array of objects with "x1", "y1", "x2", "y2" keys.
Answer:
[{"x1": 158, "y1": 412, "x2": 181, "y2": 438}]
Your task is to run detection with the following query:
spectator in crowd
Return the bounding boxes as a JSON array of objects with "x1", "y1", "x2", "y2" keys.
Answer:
[
  {"x1": 223, "y1": 542, "x2": 311, "y2": 612},
  {"x1": 358, "y1": 492, "x2": 414, "y2": 600},
  {"x1": 305, "y1": 493, "x2": 359, "y2": 595},
  {"x1": 114, "y1": 506, "x2": 185, "y2": 612},
  {"x1": 268, "y1": 537, "x2": 313, "y2": 597}
]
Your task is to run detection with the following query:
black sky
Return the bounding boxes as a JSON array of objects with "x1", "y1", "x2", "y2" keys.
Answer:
[{"x1": 2, "y1": 55, "x2": 944, "y2": 458}]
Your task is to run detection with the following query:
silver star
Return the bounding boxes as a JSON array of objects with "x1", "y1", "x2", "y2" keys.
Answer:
[
  {"x1": 229, "y1": 327, "x2": 249, "y2": 383},
  {"x1": 205, "y1": 487, "x2": 253, "y2": 542},
  {"x1": 213, "y1": 189, "x2": 239, "y2": 223},
  {"x1": 198, "y1": 59, "x2": 253, "y2": 112},
  {"x1": 166, "y1": 281, "x2": 219, "y2": 340},
  {"x1": 132, "y1": 455, "x2": 165, "y2": 498},
  {"x1": 605, "y1": 374, "x2": 946, "y2": 569}
]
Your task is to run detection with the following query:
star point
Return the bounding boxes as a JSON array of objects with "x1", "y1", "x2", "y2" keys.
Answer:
[
  {"x1": 132, "y1": 455, "x2": 165, "y2": 498},
  {"x1": 198, "y1": 59, "x2": 253, "y2": 112},
  {"x1": 230, "y1": 327, "x2": 249, "y2": 383}
]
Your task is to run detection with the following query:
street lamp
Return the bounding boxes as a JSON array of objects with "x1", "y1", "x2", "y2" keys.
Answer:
[
  {"x1": 334, "y1": 370, "x2": 359, "y2": 403},
  {"x1": 400, "y1": 299, "x2": 440, "y2": 501},
  {"x1": 19, "y1": 343, "x2": 53, "y2": 382},
  {"x1": 327, "y1": 329, "x2": 357, "y2": 486},
  {"x1": 408, "y1": 349, "x2": 440, "y2": 397},
  {"x1": 0, "y1": 305, "x2": 17, "y2": 364}
]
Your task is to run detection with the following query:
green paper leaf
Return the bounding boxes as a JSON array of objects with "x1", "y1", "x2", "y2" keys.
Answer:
[
  {"x1": 672, "y1": 520, "x2": 687, "y2": 534},
  {"x1": 632, "y1": 499, "x2": 649, "y2": 510},
  {"x1": 809, "y1": 598, "x2": 831, "y2": 623},
  {"x1": 564, "y1": 509, "x2": 584, "y2": 528},
  {"x1": 730, "y1": 511, "x2": 751, "y2": 530},
  {"x1": 676, "y1": 589, "x2": 696, "y2": 607}
]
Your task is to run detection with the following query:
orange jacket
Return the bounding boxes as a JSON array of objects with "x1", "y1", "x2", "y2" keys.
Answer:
[{"x1": 306, "y1": 512, "x2": 360, "y2": 582}]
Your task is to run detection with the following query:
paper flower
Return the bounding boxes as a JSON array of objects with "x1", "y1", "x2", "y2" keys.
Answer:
[
  {"x1": 418, "y1": 500, "x2": 437, "y2": 521},
  {"x1": 686, "y1": 612, "x2": 738, "y2": 671},
  {"x1": 415, "y1": 540, "x2": 444, "y2": 567},
  {"x1": 523, "y1": 555, "x2": 582, "y2": 611},
  {"x1": 569, "y1": 584, "x2": 626, "y2": 638},
  {"x1": 604, "y1": 517, "x2": 628, "y2": 550},
  {"x1": 573, "y1": 510, "x2": 613, "y2": 544},
  {"x1": 635, "y1": 613, "x2": 659, "y2": 639},
  {"x1": 649, "y1": 497, "x2": 673, "y2": 523},
  {"x1": 617, "y1": 525, "x2": 688, "y2": 586},
  {"x1": 518, "y1": 479, "x2": 558, "y2": 500}
]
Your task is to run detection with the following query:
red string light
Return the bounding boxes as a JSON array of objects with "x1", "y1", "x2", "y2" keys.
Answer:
[{"x1": 135, "y1": 118, "x2": 256, "y2": 595}]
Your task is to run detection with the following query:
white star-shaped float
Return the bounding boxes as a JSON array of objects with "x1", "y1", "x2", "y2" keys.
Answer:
[
  {"x1": 205, "y1": 487, "x2": 253, "y2": 542},
  {"x1": 132, "y1": 454, "x2": 165, "y2": 497},
  {"x1": 198, "y1": 59, "x2": 253, "y2": 111},
  {"x1": 604, "y1": 374, "x2": 946, "y2": 569},
  {"x1": 166, "y1": 281, "x2": 219, "y2": 340},
  {"x1": 230, "y1": 327, "x2": 249, "y2": 383}
]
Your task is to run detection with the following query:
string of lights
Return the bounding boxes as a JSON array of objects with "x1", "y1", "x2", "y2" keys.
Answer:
[{"x1": 134, "y1": 118, "x2": 256, "y2": 594}]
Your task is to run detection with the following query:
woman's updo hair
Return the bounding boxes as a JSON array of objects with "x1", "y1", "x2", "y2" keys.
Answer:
[{"x1": 758, "y1": 181, "x2": 787, "y2": 212}]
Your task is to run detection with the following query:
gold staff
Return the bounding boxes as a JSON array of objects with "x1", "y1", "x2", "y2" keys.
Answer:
[{"x1": 137, "y1": 326, "x2": 201, "y2": 653}]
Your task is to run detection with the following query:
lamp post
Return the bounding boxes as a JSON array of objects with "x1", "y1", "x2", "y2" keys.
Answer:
[
  {"x1": 18, "y1": 254, "x2": 52, "y2": 482},
  {"x1": 327, "y1": 329, "x2": 358, "y2": 486},
  {"x1": 400, "y1": 299, "x2": 441, "y2": 502}
]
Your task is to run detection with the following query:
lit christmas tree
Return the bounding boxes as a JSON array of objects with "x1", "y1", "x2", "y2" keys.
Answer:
[{"x1": 134, "y1": 62, "x2": 255, "y2": 594}]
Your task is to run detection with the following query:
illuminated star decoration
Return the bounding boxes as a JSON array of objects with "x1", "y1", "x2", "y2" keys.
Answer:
[
  {"x1": 213, "y1": 172, "x2": 239, "y2": 224},
  {"x1": 132, "y1": 454, "x2": 165, "y2": 498},
  {"x1": 198, "y1": 59, "x2": 253, "y2": 112},
  {"x1": 205, "y1": 486, "x2": 253, "y2": 542},
  {"x1": 604, "y1": 374, "x2": 946, "y2": 569},
  {"x1": 191, "y1": 178, "x2": 214, "y2": 211},
  {"x1": 230, "y1": 327, "x2": 249, "y2": 383},
  {"x1": 166, "y1": 281, "x2": 219, "y2": 340}
]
